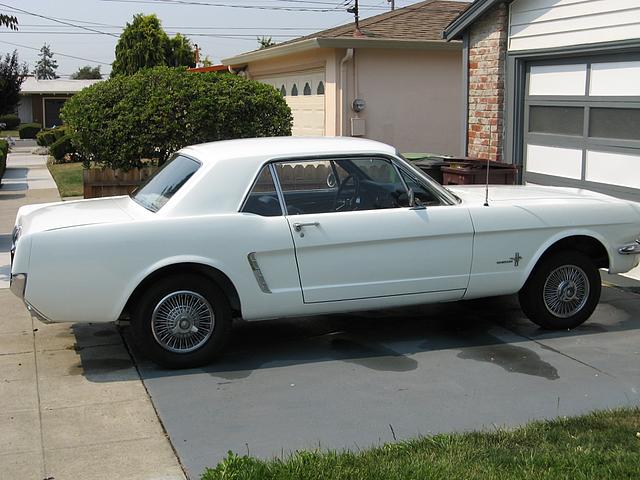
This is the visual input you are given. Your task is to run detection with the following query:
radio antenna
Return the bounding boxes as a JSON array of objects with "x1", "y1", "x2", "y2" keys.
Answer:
[{"x1": 483, "y1": 156, "x2": 490, "y2": 207}]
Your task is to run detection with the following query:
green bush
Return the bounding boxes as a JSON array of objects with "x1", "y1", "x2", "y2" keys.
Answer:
[
  {"x1": 36, "y1": 125, "x2": 67, "y2": 146},
  {"x1": 62, "y1": 67, "x2": 292, "y2": 170},
  {"x1": 18, "y1": 123, "x2": 41, "y2": 139},
  {"x1": 0, "y1": 114, "x2": 20, "y2": 129},
  {"x1": 0, "y1": 139, "x2": 8, "y2": 181},
  {"x1": 49, "y1": 134, "x2": 74, "y2": 161}
]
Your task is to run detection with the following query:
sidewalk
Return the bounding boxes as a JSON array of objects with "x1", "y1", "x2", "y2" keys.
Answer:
[{"x1": 0, "y1": 143, "x2": 186, "y2": 480}]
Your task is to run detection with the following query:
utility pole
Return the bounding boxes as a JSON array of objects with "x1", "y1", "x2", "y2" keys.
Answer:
[
  {"x1": 347, "y1": 0, "x2": 360, "y2": 33},
  {"x1": 388, "y1": 0, "x2": 395, "y2": 10}
]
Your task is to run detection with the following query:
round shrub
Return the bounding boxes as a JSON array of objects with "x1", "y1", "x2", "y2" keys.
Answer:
[
  {"x1": 0, "y1": 114, "x2": 19, "y2": 129},
  {"x1": 62, "y1": 67, "x2": 292, "y2": 170},
  {"x1": 49, "y1": 134, "x2": 74, "y2": 161},
  {"x1": 36, "y1": 129, "x2": 56, "y2": 146},
  {"x1": 18, "y1": 123, "x2": 41, "y2": 139}
]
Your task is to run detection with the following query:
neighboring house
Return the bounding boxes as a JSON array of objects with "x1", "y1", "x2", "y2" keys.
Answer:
[
  {"x1": 18, "y1": 77, "x2": 102, "y2": 128},
  {"x1": 222, "y1": 0, "x2": 469, "y2": 156},
  {"x1": 444, "y1": 0, "x2": 640, "y2": 201}
]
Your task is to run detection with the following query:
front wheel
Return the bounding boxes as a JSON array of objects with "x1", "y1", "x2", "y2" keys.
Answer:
[
  {"x1": 131, "y1": 274, "x2": 232, "y2": 368},
  {"x1": 519, "y1": 251, "x2": 601, "y2": 330}
]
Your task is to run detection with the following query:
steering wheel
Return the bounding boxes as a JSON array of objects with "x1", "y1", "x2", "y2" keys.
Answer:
[{"x1": 333, "y1": 174, "x2": 360, "y2": 211}]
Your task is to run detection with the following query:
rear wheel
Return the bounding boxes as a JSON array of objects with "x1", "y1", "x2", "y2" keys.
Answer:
[
  {"x1": 519, "y1": 251, "x2": 601, "y2": 330},
  {"x1": 131, "y1": 274, "x2": 232, "y2": 368}
]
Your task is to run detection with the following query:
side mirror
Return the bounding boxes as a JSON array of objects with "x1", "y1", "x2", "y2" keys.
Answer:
[{"x1": 408, "y1": 188, "x2": 425, "y2": 210}]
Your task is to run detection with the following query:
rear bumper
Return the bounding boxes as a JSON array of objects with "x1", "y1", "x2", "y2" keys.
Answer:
[{"x1": 9, "y1": 273, "x2": 54, "y2": 324}]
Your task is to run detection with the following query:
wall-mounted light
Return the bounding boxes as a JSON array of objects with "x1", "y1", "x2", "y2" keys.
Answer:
[{"x1": 352, "y1": 98, "x2": 366, "y2": 112}]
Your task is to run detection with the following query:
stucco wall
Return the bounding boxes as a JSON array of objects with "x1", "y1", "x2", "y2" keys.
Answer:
[{"x1": 350, "y1": 48, "x2": 463, "y2": 156}]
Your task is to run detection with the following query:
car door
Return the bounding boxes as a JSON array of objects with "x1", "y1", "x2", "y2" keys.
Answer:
[{"x1": 273, "y1": 156, "x2": 474, "y2": 303}]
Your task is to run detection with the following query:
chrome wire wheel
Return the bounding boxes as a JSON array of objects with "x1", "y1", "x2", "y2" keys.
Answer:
[
  {"x1": 151, "y1": 290, "x2": 215, "y2": 353},
  {"x1": 542, "y1": 265, "x2": 590, "y2": 318}
]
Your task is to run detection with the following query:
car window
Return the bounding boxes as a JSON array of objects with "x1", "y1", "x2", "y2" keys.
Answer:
[
  {"x1": 274, "y1": 157, "x2": 411, "y2": 215},
  {"x1": 242, "y1": 166, "x2": 282, "y2": 216},
  {"x1": 398, "y1": 169, "x2": 442, "y2": 206},
  {"x1": 132, "y1": 155, "x2": 200, "y2": 212}
]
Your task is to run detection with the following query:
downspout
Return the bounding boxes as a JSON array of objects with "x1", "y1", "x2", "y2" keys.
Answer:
[{"x1": 339, "y1": 48, "x2": 354, "y2": 136}]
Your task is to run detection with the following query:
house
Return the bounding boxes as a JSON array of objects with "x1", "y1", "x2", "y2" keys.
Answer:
[
  {"x1": 444, "y1": 0, "x2": 640, "y2": 201},
  {"x1": 18, "y1": 77, "x2": 102, "y2": 128},
  {"x1": 222, "y1": 0, "x2": 469, "y2": 156}
]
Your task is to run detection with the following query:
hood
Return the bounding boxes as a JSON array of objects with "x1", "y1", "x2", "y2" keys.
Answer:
[
  {"x1": 16, "y1": 196, "x2": 140, "y2": 235},
  {"x1": 448, "y1": 185, "x2": 626, "y2": 206}
]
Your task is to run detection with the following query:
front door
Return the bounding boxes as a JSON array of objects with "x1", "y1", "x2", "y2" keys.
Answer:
[{"x1": 273, "y1": 157, "x2": 474, "y2": 303}]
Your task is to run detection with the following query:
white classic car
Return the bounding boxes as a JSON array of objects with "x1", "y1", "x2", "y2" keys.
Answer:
[{"x1": 10, "y1": 137, "x2": 640, "y2": 368}]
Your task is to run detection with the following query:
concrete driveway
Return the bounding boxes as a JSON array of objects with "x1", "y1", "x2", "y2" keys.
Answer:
[{"x1": 130, "y1": 283, "x2": 640, "y2": 479}]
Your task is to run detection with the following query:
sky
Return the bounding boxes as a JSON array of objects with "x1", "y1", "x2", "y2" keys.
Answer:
[{"x1": 0, "y1": 0, "x2": 469, "y2": 77}]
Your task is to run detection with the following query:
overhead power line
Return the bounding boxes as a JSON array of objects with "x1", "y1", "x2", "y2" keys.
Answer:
[
  {"x1": 97, "y1": 0, "x2": 387, "y2": 12},
  {"x1": 0, "y1": 3, "x2": 119, "y2": 37},
  {"x1": 0, "y1": 39, "x2": 112, "y2": 65}
]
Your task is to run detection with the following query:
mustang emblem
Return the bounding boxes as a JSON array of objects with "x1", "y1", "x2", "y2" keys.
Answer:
[{"x1": 497, "y1": 252, "x2": 523, "y2": 267}]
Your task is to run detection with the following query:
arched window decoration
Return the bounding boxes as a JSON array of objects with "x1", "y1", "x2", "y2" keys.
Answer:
[
  {"x1": 291, "y1": 84, "x2": 298, "y2": 96},
  {"x1": 280, "y1": 85, "x2": 286, "y2": 96},
  {"x1": 303, "y1": 82, "x2": 311, "y2": 95},
  {"x1": 317, "y1": 81, "x2": 325, "y2": 95}
]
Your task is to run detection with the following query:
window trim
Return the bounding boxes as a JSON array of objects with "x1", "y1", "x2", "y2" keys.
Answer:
[
  {"x1": 239, "y1": 163, "x2": 285, "y2": 217},
  {"x1": 239, "y1": 154, "x2": 455, "y2": 216}
]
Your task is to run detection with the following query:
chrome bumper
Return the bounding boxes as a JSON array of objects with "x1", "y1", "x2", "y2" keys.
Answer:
[
  {"x1": 619, "y1": 241, "x2": 640, "y2": 255},
  {"x1": 9, "y1": 273, "x2": 53, "y2": 324}
]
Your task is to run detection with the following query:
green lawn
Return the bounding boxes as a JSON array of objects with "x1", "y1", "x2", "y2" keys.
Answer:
[
  {"x1": 202, "y1": 408, "x2": 640, "y2": 480},
  {"x1": 0, "y1": 130, "x2": 19, "y2": 138},
  {"x1": 47, "y1": 161, "x2": 83, "y2": 197}
]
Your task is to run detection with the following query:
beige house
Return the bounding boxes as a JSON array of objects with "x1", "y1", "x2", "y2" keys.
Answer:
[{"x1": 222, "y1": 0, "x2": 469, "y2": 156}]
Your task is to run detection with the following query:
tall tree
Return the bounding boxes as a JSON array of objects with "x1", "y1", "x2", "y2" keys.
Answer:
[
  {"x1": 0, "y1": 50, "x2": 28, "y2": 115},
  {"x1": 71, "y1": 65, "x2": 102, "y2": 79},
  {"x1": 166, "y1": 33, "x2": 195, "y2": 68},
  {"x1": 258, "y1": 36, "x2": 276, "y2": 49},
  {"x1": 33, "y1": 43, "x2": 59, "y2": 79},
  {"x1": 0, "y1": 14, "x2": 18, "y2": 30}
]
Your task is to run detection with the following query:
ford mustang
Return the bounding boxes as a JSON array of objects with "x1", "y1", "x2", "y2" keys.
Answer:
[{"x1": 10, "y1": 137, "x2": 640, "y2": 368}]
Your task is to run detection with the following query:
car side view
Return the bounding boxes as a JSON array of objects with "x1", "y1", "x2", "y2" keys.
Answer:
[{"x1": 10, "y1": 137, "x2": 640, "y2": 368}]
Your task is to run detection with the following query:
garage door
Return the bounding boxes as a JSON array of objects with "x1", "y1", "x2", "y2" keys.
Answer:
[
  {"x1": 259, "y1": 71, "x2": 325, "y2": 136},
  {"x1": 523, "y1": 54, "x2": 640, "y2": 201}
]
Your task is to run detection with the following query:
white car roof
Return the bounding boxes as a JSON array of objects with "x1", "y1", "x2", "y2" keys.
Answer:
[{"x1": 180, "y1": 136, "x2": 398, "y2": 166}]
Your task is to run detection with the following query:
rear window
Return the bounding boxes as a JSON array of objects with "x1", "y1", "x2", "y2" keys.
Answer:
[{"x1": 132, "y1": 155, "x2": 200, "y2": 212}]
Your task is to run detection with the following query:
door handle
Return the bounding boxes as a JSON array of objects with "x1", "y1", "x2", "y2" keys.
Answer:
[{"x1": 292, "y1": 221, "x2": 319, "y2": 236}]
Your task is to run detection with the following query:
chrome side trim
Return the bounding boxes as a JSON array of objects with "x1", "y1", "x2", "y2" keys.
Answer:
[
  {"x1": 247, "y1": 252, "x2": 272, "y2": 293},
  {"x1": 9, "y1": 273, "x2": 26, "y2": 299},
  {"x1": 619, "y1": 241, "x2": 640, "y2": 255}
]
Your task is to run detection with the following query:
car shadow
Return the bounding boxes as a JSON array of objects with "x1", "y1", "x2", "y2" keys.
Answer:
[{"x1": 107, "y1": 286, "x2": 639, "y2": 384}]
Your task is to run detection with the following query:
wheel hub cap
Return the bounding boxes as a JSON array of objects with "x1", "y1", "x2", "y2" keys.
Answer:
[
  {"x1": 543, "y1": 265, "x2": 590, "y2": 318},
  {"x1": 152, "y1": 291, "x2": 215, "y2": 353}
]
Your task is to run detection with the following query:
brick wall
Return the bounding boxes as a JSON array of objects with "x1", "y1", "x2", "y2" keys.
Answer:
[{"x1": 467, "y1": 2, "x2": 508, "y2": 161}]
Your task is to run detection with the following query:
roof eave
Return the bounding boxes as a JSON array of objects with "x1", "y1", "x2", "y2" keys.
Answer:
[
  {"x1": 443, "y1": 0, "x2": 501, "y2": 41},
  {"x1": 223, "y1": 37, "x2": 461, "y2": 66}
]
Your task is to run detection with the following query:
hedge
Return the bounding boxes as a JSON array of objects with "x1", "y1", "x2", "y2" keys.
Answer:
[
  {"x1": 18, "y1": 123, "x2": 41, "y2": 139},
  {"x1": 61, "y1": 67, "x2": 292, "y2": 170},
  {"x1": 0, "y1": 114, "x2": 20, "y2": 129},
  {"x1": 49, "y1": 134, "x2": 74, "y2": 161},
  {"x1": 36, "y1": 126, "x2": 67, "y2": 147},
  {"x1": 0, "y1": 139, "x2": 8, "y2": 182}
]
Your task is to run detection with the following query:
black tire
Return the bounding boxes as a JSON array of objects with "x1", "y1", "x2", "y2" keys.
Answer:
[
  {"x1": 131, "y1": 273, "x2": 232, "y2": 368},
  {"x1": 519, "y1": 250, "x2": 601, "y2": 330}
]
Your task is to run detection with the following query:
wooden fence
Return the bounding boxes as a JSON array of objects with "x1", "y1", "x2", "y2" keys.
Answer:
[{"x1": 83, "y1": 167, "x2": 158, "y2": 199}]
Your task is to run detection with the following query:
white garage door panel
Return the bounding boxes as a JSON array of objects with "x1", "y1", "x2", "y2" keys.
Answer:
[
  {"x1": 528, "y1": 64, "x2": 587, "y2": 96},
  {"x1": 590, "y1": 61, "x2": 640, "y2": 96},
  {"x1": 586, "y1": 150, "x2": 640, "y2": 188},
  {"x1": 286, "y1": 96, "x2": 325, "y2": 136},
  {"x1": 526, "y1": 144, "x2": 583, "y2": 179}
]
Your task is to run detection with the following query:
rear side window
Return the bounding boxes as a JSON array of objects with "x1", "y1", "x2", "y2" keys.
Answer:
[
  {"x1": 242, "y1": 166, "x2": 282, "y2": 216},
  {"x1": 132, "y1": 155, "x2": 200, "y2": 212}
]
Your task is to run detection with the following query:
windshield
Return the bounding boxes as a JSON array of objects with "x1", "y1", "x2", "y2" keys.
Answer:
[{"x1": 132, "y1": 154, "x2": 200, "y2": 212}]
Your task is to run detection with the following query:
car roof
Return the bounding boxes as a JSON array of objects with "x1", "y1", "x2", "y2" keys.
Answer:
[{"x1": 179, "y1": 136, "x2": 398, "y2": 166}]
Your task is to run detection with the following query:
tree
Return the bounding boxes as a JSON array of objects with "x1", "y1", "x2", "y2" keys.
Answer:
[
  {"x1": 33, "y1": 43, "x2": 58, "y2": 79},
  {"x1": 0, "y1": 50, "x2": 28, "y2": 115},
  {"x1": 112, "y1": 14, "x2": 195, "y2": 76},
  {"x1": 71, "y1": 65, "x2": 102, "y2": 79},
  {"x1": 0, "y1": 14, "x2": 18, "y2": 30},
  {"x1": 258, "y1": 36, "x2": 276, "y2": 49},
  {"x1": 166, "y1": 33, "x2": 195, "y2": 68}
]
